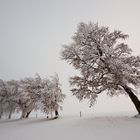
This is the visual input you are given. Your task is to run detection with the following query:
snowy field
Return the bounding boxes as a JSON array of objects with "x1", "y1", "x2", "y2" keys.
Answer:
[{"x1": 0, "y1": 113, "x2": 140, "y2": 140}]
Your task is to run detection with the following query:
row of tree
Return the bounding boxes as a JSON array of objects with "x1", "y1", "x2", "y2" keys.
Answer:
[
  {"x1": 1, "y1": 22, "x2": 140, "y2": 118},
  {"x1": 0, "y1": 74, "x2": 65, "y2": 119}
]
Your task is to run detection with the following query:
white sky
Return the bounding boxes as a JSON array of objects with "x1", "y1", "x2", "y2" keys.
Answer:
[{"x1": 0, "y1": 0, "x2": 140, "y2": 116}]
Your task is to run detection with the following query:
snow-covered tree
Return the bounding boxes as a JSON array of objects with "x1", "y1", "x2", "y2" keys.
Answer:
[
  {"x1": 41, "y1": 74, "x2": 65, "y2": 118},
  {"x1": 5, "y1": 80, "x2": 19, "y2": 119},
  {"x1": 0, "y1": 74, "x2": 65, "y2": 119},
  {"x1": 0, "y1": 79, "x2": 6, "y2": 119},
  {"x1": 19, "y1": 74, "x2": 42, "y2": 118},
  {"x1": 61, "y1": 22, "x2": 140, "y2": 114},
  {"x1": 0, "y1": 79, "x2": 19, "y2": 119}
]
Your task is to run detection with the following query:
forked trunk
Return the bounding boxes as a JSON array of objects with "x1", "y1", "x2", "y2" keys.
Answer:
[
  {"x1": 21, "y1": 110, "x2": 26, "y2": 119},
  {"x1": 122, "y1": 85, "x2": 140, "y2": 114}
]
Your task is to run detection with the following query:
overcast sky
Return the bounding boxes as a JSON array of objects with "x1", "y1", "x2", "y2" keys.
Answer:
[{"x1": 0, "y1": 0, "x2": 140, "y2": 116}]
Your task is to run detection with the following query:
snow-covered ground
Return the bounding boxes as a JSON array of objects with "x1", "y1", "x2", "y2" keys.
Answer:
[{"x1": 0, "y1": 113, "x2": 140, "y2": 140}]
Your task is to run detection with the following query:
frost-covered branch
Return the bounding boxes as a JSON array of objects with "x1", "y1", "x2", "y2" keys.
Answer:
[{"x1": 61, "y1": 22, "x2": 140, "y2": 113}]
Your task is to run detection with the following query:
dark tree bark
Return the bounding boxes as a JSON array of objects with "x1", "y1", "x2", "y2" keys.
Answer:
[
  {"x1": 122, "y1": 85, "x2": 140, "y2": 114},
  {"x1": 0, "y1": 111, "x2": 3, "y2": 119},
  {"x1": 8, "y1": 112, "x2": 12, "y2": 119},
  {"x1": 55, "y1": 110, "x2": 59, "y2": 117},
  {"x1": 25, "y1": 111, "x2": 31, "y2": 118}
]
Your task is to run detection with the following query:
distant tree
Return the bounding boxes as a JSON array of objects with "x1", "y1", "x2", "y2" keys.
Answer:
[
  {"x1": 0, "y1": 104, "x2": 4, "y2": 119},
  {"x1": 19, "y1": 74, "x2": 42, "y2": 119},
  {"x1": 0, "y1": 74, "x2": 65, "y2": 119},
  {"x1": 0, "y1": 79, "x2": 6, "y2": 119},
  {"x1": 6, "y1": 80, "x2": 19, "y2": 119},
  {"x1": 61, "y1": 22, "x2": 140, "y2": 114},
  {"x1": 41, "y1": 74, "x2": 65, "y2": 118},
  {"x1": 0, "y1": 79, "x2": 19, "y2": 119}
]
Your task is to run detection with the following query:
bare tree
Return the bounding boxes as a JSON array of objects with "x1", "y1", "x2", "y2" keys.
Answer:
[{"x1": 61, "y1": 22, "x2": 140, "y2": 114}]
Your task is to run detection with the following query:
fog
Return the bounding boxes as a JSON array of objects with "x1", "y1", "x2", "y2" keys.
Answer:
[{"x1": 0, "y1": 0, "x2": 140, "y2": 115}]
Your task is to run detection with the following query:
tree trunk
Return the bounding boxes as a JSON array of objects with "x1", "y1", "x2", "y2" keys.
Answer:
[
  {"x1": 8, "y1": 112, "x2": 12, "y2": 119},
  {"x1": 51, "y1": 108, "x2": 53, "y2": 118},
  {"x1": 0, "y1": 111, "x2": 2, "y2": 119},
  {"x1": 21, "y1": 112, "x2": 24, "y2": 119},
  {"x1": 122, "y1": 85, "x2": 140, "y2": 114},
  {"x1": 21, "y1": 110, "x2": 26, "y2": 119},
  {"x1": 55, "y1": 110, "x2": 59, "y2": 117},
  {"x1": 25, "y1": 111, "x2": 31, "y2": 118}
]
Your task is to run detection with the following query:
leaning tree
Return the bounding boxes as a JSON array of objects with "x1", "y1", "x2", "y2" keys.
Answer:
[{"x1": 61, "y1": 22, "x2": 140, "y2": 114}]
